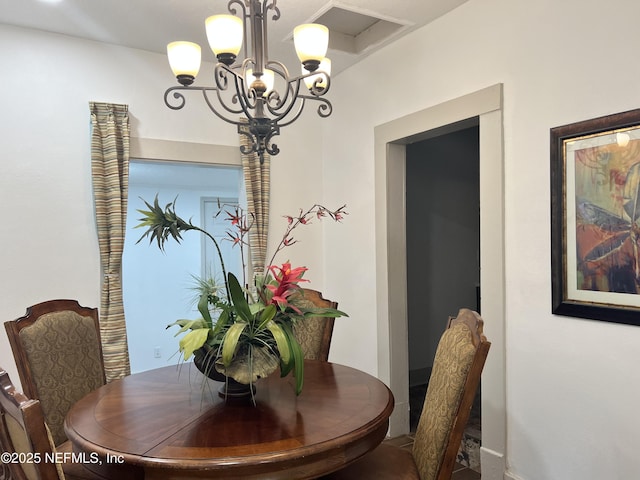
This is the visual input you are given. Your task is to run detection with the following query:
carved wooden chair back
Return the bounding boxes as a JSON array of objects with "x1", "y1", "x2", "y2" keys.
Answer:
[
  {"x1": 291, "y1": 289, "x2": 338, "y2": 362},
  {"x1": 4, "y1": 300, "x2": 106, "y2": 447}
]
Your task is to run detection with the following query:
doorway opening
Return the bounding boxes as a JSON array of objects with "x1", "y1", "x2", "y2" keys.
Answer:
[
  {"x1": 406, "y1": 123, "x2": 481, "y2": 469},
  {"x1": 122, "y1": 160, "x2": 243, "y2": 374}
]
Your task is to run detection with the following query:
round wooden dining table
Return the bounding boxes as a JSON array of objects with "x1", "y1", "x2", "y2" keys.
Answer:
[{"x1": 64, "y1": 360, "x2": 394, "y2": 480}]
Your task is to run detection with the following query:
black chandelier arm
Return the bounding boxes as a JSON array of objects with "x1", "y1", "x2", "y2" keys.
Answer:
[
  {"x1": 269, "y1": 70, "x2": 331, "y2": 118},
  {"x1": 306, "y1": 95, "x2": 333, "y2": 118},
  {"x1": 236, "y1": 58, "x2": 262, "y2": 111},
  {"x1": 261, "y1": 0, "x2": 280, "y2": 61},
  {"x1": 227, "y1": 0, "x2": 247, "y2": 18},
  {"x1": 272, "y1": 79, "x2": 308, "y2": 127},
  {"x1": 275, "y1": 98, "x2": 305, "y2": 129},
  {"x1": 309, "y1": 72, "x2": 331, "y2": 96},
  {"x1": 277, "y1": 95, "x2": 332, "y2": 129},
  {"x1": 201, "y1": 89, "x2": 245, "y2": 122},
  {"x1": 163, "y1": 83, "x2": 252, "y2": 127},
  {"x1": 227, "y1": 0, "x2": 249, "y2": 59},
  {"x1": 293, "y1": 70, "x2": 331, "y2": 97},
  {"x1": 264, "y1": 60, "x2": 295, "y2": 113},
  {"x1": 238, "y1": 127, "x2": 259, "y2": 155},
  {"x1": 264, "y1": 0, "x2": 280, "y2": 21},
  {"x1": 254, "y1": 65, "x2": 305, "y2": 123},
  {"x1": 265, "y1": 139, "x2": 280, "y2": 157},
  {"x1": 164, "y1": 85, "x2": 220, "y2": 111},
  {"x1": 259, "y1": 121, "x2": 280, "y2": 157},
  {"x1": 164, "y1": 86, "x2": 188, "y2": 110},
  {"x1": 214, "y1": 64, "x2": 230, "y2": 91},
  {"x1": 265, "y1": 73, "x2": 331, "y2": 127},
  {"x1": 212, "y1": 63, "x2": 256, "y2": 115}
]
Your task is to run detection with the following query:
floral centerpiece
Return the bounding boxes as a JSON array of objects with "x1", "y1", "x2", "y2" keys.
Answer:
[{"x1": 136, "y1": 196, "x2": 347, "y2": 396}]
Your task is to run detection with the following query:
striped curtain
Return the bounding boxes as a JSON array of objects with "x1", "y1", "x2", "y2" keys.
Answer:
[
  {"x1": 239, "y1": 121, "x2": 271, "y2": 282},
  {"x1": 90, "y1": 102, "x2": 131, "y2": 382}
]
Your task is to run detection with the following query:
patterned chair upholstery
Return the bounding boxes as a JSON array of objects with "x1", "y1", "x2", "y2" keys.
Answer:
[
  {"x1": 323, "y1": 308, "x2": 490, "y2": 480},
  {"x1": 4, "y1": 300, "x2": 106, "y2": 447},
  {"x1": 291, "y1": 289, "x2": 338, "y2": 362},
  {"x1": 0, "y1": 367, "x2": 64, "y2": 480}
]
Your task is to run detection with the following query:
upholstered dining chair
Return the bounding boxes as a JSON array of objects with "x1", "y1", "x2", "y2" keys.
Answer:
[
  {"x1": 4, "y1": 300, "x2": 106, "y2": 447},
  {"x1": 323, "y1": 308, "x2": 490, "y2": 480},
  {"x1": 291, "y1": 289, "x2": 338, "y2": 362},
  {"x1": 0, "y1": 368, "x2": 100, "y2": 480},
  {"x1": 0, "y1": 367, "x2": 63, "y2": 480}
]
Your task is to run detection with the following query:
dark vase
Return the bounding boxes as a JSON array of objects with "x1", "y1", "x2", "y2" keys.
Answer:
[{"x1": 193, "y1": 347, "x2": 255, "y2": 399}]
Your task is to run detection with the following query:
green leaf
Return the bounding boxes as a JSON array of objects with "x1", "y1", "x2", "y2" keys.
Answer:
[
  {"x1": 266, "y1": 320, "x2": 291, "y2": 367},
  {"x1": 249, "y1": 302, "x2": 266, "y2": 316},
  {"x1": 281, "y1": 322, "x2": 305, "y2": 395},
  {"x1": 256, "y1": 304, "x2": 276, "y2": 331},
  {"x1": 178, "y1": 328, "x2": 210, "y2": 361},
  {"x1": 222, "y1": 322, "x2": 247, "y2": 366},
  {"x1": 166, "y1": 318, "x2": 207, "y2": 336},
  {"x1": 303, "y1": 307, "x2": 349, "y2": 318},
  {"x1": 212, "y1": 308, "x2": 230, "y2": 337},
  {"x1": 197, "y1": 291, "x2": 213, "y2": 328},
  {"x1": 228, "y1": 272, "x2": 253, "y2": 322}
]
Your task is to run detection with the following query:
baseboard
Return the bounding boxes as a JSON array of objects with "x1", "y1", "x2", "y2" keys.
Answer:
[
  {"x1": 479, "y1": 446, "x2": 506, "y2": 480},
  {"x1": 504, "y1": 472, "x2": 525, "y2": 480},
  {"x1": 387, "y1": 399, "x2": 410, "y2": 437}
]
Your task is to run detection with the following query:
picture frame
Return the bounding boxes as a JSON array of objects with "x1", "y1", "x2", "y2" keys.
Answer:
[{"x1": 551, "y1": 108, "x2": 640, "y2": 326}]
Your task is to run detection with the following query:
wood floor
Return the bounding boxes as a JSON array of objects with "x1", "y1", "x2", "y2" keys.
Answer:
[{"x1": 383, "y1": 434, "x2": 482, "y2": 480}]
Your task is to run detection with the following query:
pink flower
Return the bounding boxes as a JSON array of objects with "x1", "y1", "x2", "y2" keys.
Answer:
[
  {"x1": 225, "y1": 211, "x2": 240, "y2": 225},
  {"x1": 266, "y1": 263, "x2": 309, "y2": 311}
]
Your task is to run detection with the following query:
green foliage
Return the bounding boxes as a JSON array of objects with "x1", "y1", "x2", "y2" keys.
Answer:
[
  {"x1": 222, "y1": 322, "x2": 248, "y2": 367},
  {"x1": 178, "y1": 328, "x2": 210, "y2": 361},
  {"x1": 135, "y1": 195, "x2": 197, "y2": 251},
  {"x1": 227, "y1": 273, "x2": 253, "y2": 323},
  {"x1": 137, "y1": 196, "x2": 349, "y2": 396},
  {"x1": 266, "y1": 320, "x2": 290, "y2": 367},
  {"x1": 280, "y1": 322, "x2": 305, "y2": 394}
]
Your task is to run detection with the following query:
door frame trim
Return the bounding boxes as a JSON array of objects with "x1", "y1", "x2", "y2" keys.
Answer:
[{"x1": 374, "y1": 84, "x2": 506, "y2": 477}]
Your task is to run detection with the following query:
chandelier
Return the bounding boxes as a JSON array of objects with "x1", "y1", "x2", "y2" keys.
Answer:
[{"x1": 164, "y1": 0, "x2": 332, "y2": 161}]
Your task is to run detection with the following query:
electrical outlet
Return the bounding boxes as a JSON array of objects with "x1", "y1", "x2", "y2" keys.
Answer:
[{"x1": 154, "y1": 346, "x2": 161, "y2": 358}]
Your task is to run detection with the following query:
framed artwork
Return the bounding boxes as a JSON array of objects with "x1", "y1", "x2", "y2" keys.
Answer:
[{"x1": 551, "y1": 108, "x2": 640, "y2": 326}]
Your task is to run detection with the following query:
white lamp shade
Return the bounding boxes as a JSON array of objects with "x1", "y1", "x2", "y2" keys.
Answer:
[
  {"x1": 246, "y1": 68, "x2": 275, "y2": 96},
  {"x1": 303, "y1": 58, "x2": 331, "y2": 89},
  {"x1": 294, "y1": 24, "x2": 329, "y2": 63},
  {"x1": 206, "y1": 15, "x2": 243, "y2": 56},
  {"x1": 167, "y1": 41, "x2": 202, "y2": 77}
]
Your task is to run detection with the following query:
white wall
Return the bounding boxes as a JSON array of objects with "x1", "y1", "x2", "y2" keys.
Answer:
[
  {"x1": 323, "y1": 0, "x2": 640, "y2": 479},
  {"x1": 0, "y1": 24, "x2": 325, "y2": 389},
  {"x1": 5, "y1": 1, "x2": 640, "y2": 478}
]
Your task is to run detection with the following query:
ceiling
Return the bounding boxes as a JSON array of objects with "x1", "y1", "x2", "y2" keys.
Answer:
[{"x1": 0, "y1": 0, "x2": 468, "y2": 75}]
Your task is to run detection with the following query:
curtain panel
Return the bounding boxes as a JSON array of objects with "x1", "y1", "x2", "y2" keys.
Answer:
[{"x1": 90, "y1": 102, "x2": 131, "y2": 382}]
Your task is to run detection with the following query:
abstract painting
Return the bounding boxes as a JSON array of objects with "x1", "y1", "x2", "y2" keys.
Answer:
[{"x1": 551, "y1": 108, "x2": 640, "y2": 325}]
